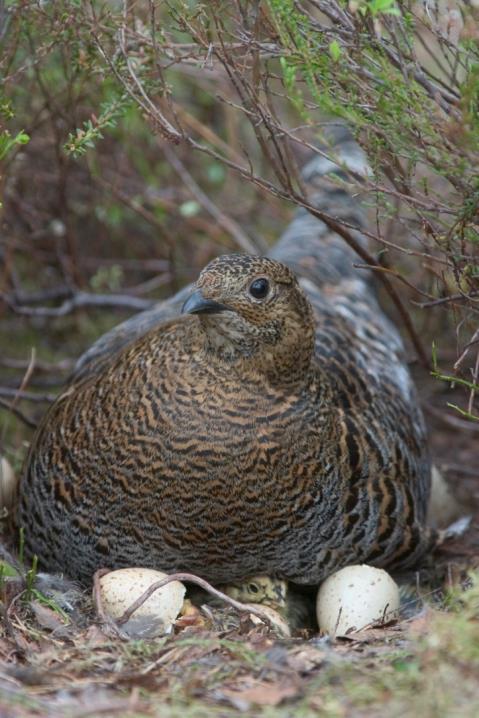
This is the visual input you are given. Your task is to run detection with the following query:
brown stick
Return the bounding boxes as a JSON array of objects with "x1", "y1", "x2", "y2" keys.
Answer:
[
  {"x1": 2, "y1": 290, "x2": 154, "y2": 317},
  {"x1": 161, "y1": 144, "x2": 263, "y2": 254},
  {"x1": 297, "y1": 197, "x2": 431, "y2": 369},
  {"x1": 0, "y1": 388, "x2": 57, "y2": 403},
  {"x1": 92, "y1": 569, "x2": 130, "y2": 639},
  {"x1": 0, "y1": 398, "x2": 37, "y2": 429},
  {"x1": 115, "y1": 571, "x2": 280, "y2": 630}
]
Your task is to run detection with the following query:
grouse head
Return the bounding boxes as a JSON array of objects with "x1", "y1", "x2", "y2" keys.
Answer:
[
  {"x1": 223, "y1": 575, "x2": 288, "y2": 609},
  {"x1": 182, "y1": 255, "x2": 315, "y2": 382}
]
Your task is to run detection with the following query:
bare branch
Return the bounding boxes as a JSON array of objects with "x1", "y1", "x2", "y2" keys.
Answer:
[{"x1": 2, "y1": 291, "x2": 154, "y2": 317}]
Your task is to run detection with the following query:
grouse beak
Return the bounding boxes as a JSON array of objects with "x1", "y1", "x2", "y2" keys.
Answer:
[{"x1": 181, "y1": 289, "x2": 230, "y2": 315}]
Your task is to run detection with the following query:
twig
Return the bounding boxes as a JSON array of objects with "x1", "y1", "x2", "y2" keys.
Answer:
[
  {"x1": 92, "y1": 569, "x2": 129, "y2": 639},
  {"x1": 0, "y1": 350, "x2": 38, "y2": 428},
  {"x1": 0, "y1": 357, "x2": 73, "y2": 373},
  {"x1": 424, "y1": 403, "x2": 479, "y2": 433},
  {"x1": 115, "y1": 571, "x2": 280, "y2": 630},
  {"x1": 12, "y1": 348, "x2": 36, "y2": 410},
  {"x1": 2, "y1": 291, "x2": 154, "y2": 317},
  {"x1": 467, "y1": 349, "x2": 479, "y2": 416},
  {"x1": 296, "y1": 195, "x2": 431, "y2": 369},
  {"x1": 454, "y1": 328, "x2": 479, "y2": 372},
  {"x1": 353, "y1": 263, "x2": 434, "y2": 301},
  {"x1": 116, "y1": 1, "x2": 182, "y2": 144},
  {"x1": 93, "y1": 175, "x2": 177, "y2": 249},
  {"x1": 161, "y1": 144, "x2": 264, "y2": 254},
  {"x1": 0, "y1": 398, "x2": 37, "y2": 429},
  {"x1": 414, "y1": 291, "x2": 479, "y2": 309},
  {"x1": 0, "y1": 387, "x2": 56, "y2": 403}
]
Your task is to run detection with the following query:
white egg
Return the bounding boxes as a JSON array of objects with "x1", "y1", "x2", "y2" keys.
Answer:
[
  {"x1": 0, "y1": 457, "x2": 17, "y2": 513},
  {"x1": 316, "y1": 564, "x2": 400, "y2": 637},
  {"x1": 98, "y1": 568, "x2": 186, "y2": 637}
]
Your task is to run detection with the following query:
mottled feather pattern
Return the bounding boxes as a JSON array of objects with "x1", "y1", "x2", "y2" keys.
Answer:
[{"x1": 17, "y1": 128, "x2": 433, "y2": 586}]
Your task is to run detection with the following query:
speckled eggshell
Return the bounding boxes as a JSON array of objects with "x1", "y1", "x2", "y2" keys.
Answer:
[
  {"x1": 246, "y1": 604, "x2": 291, "y2": 637},
  {"x1": 98, "y1": 568, "x2": 186, "y2": 635},
  {"x1": 0, "y1": 457, "x2": 17, "y2": 513},
  {"x1": 316, "y1": 564, "x2": 400, "y2": 637}
]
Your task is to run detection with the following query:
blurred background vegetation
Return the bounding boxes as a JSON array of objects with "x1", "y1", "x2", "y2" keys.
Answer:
[{"x1": 1, "y1": 0, "x2": 478, "y2": 475}]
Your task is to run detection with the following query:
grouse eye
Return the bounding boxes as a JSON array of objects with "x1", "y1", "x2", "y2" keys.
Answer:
[
  {"x1": 248, "y1": 583, "x2": 260, "y2": 594},
  {"x1": 249, "y1": 277, "x2": 269, "y2": 299}
]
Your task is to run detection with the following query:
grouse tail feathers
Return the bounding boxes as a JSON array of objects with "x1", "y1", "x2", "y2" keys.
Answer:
[{"x1": 268, "y1": 122, "x2": 373, "y2": 290}]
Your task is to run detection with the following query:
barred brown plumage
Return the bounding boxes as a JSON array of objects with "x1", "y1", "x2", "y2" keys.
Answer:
[{"x1": 17, "y1": 128, "x2": 434, "y2": 585}]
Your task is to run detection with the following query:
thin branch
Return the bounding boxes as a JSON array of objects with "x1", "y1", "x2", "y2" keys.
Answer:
[
  {"x1": 425, "y1": 403, "x2": 479, "y2": 433},
  {"x1": 0, "y1": 387, "x2": 56, "y2": 403},
  {"x1": 162, "y1": 143, "x2": 264, "y2": 254},
  {"x1": 353, "y1": 263, "x2": 435, "y2": 301},
  {"x1": 0, "y1": 357, "x2": 73, "y2": 373},
  {"x1": 295, "y1": 195, "x2": 431, "y2": 368},
  {"x1": 2, "y1": 291, "x2": 154, "y2": 317},
  {"x1": 0, "y1": 398, "x2": 37, "y2": 429},
  {"x1": 454, "y1": 328, "x2": 479, "y2": 372},
  {"x1": 414, "y1": 291, "x2": 479, "y2": 309}
]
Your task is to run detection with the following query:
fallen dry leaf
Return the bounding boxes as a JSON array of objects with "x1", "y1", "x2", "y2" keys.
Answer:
[
  {"x1": 286, "y1": 646, "x2": 326, "y2": 673},
  {"x1": 222, "y1": 679, "x2": 299, "y2": 709},
  {"x1": 30, "y1": 601, "x2": 70, "y2": 634},
  {"x1": 407, "y1": 607, "x2": 437, "y2": 638}
]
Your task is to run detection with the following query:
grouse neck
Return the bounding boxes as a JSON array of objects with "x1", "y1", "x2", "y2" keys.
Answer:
[{"x1": 194, "y1": 309, "x2": 316, "y2": 388}]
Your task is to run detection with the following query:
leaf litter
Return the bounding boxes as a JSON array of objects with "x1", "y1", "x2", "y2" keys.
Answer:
[{"x1": 1, "y1": 529, "x2": 479, "y2": 718}]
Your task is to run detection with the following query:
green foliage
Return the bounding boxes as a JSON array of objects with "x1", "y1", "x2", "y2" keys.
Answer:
[
  {"x1": 328, "y1": 40, "x2": 341, "y2": 63},
  {"x1": 461, "y1": 62, "x2": 479, "y2": 132},
  {"x1": 64, "y1": 95, "x2": 131, "y2": 158},
  {"x1": 0, "y1": 129, "x2": 29, "y2": 161},
  {"x1": 0, "y1": 97, "x2": 15, "y2": 121},
  {"x1": 29, "y1": 587, "x2": 70, "y2": 619},
  {"x1": 180, "y1": 200, "x2": 201, "y2": 218},
  {"x1": 356, "y1": 0, "x2": 401, "y2": 17},
  {"x1": 0, "y1": 560, "x2": 19, "y2": 581},
  {"x1": 431, "y1": 341, "x2": 479, "y2": 422},
  {"x1": 24, "y1": 554, "x2": 38, "y2": 601},
  {"x1": 206, "y1": 163, "x2": 225, "y2": 185},
  {"x1": 89, "y1": 265, "x2": 124, "y2": 292},
  {"x1": 18, "y1": 526, "x2": 25, "y2": 564}
]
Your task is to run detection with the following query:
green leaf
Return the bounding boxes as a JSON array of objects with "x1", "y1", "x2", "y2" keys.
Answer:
[
  {"x1": 368, "y1": 0, "x2": 400, "y2": 16},
  {"x1": 180, "y1": 200, "x2": 201, "y2": 217},
  {"x1": 0, "y1": 560, "x2": 19, "y2": 578},
  {"x1": 207, "y1": 163, "x2": 225, "y2": 184},
  {"x1": 431, "y1": 340, "x2": 437, "y2": 371},
  {"x1": 329, "y1": 40, "x2": 341, "y2": 62},
  {"x1": 0, "y1": 129, "x2": 30, "y2": 161}
]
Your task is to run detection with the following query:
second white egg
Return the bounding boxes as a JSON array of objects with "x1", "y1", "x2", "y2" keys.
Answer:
[{"x1": 316, "y1": 564, "x2": 400, "y2": 637}]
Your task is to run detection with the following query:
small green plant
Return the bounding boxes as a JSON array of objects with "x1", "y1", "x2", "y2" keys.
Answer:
[
  {"x1": 355, "y1": 0, "x2": 401, "y2": 17},
  {"x1": 431, "y1": 341, "x2": 479, "y2": 422},
  {"x1": 0, "y1": 129, "x2": 29, "y2": 161},
  {"x1": 90, "y1": 264, "x2": 124, "y2": 292},
  {"x1": 0, "y1": 560, "x2": 19, "y2": 595},
  {"x1": 25, "y1": 554, "x2": 38, "y2": 601},
  {"x1": 29, "y1": 588, "x2": 69, "y2": 619},
  {"x1": 64, "y1": 95, "x2": 130, "y2": 158},
  {"x1": 18, "y1": 526, "x2": 25, "y2": 564}
]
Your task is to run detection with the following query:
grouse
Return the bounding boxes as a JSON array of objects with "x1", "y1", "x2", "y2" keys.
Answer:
[{"x1": 17, "y1": 128, "x2": 433, "y2": 585}]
